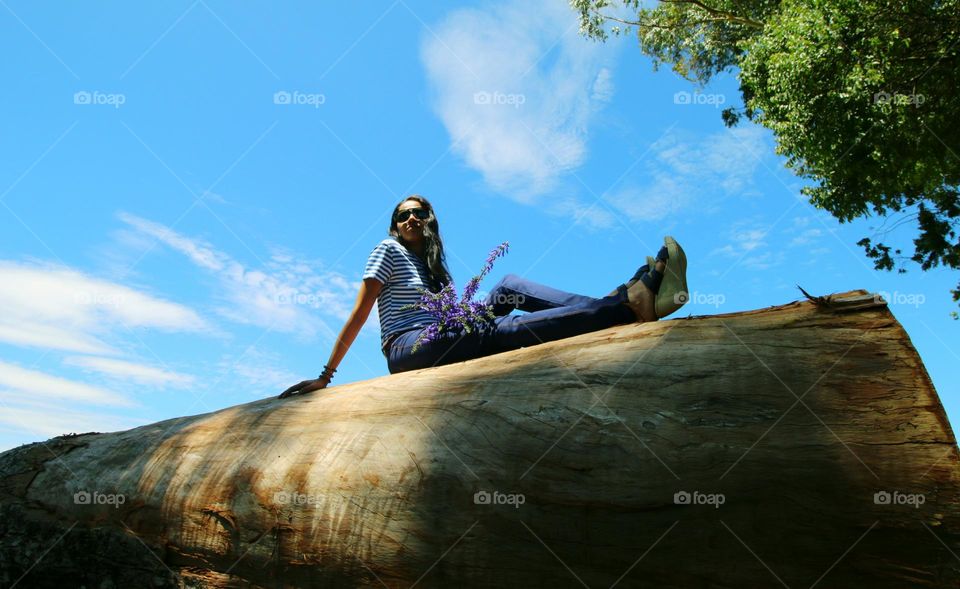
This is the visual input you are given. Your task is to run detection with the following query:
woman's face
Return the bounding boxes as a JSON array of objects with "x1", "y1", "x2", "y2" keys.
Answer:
[{"x1": 395, "y1": 199, "x2": 427, "y2": 243}]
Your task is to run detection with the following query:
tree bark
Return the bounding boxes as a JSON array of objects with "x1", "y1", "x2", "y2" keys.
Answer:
[{"x1": 1, "y1": 290, "x2": 958, "y2": 588}]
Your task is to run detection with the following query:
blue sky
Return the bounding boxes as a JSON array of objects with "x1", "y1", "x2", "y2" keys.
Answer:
[{"x1": 0, "y1": 0, "x2": 956, "y2": 451}]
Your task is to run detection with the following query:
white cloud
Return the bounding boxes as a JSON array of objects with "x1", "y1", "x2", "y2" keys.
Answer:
[
  {"x1": 731, "y1": 228, "x2": 767, "y2": 252},
  {"x1": 787, "y1": 217, "x2": 828, "y2": 248},
  {"x1": 605, "y1": 173, "x2": 691, "y2": 223},
  {"x1": 790, "y1": 228, "x2": 824, "y2": 247},
  {"x1": 0, "y1": 261, "x2": 211, "y2": 354},
  {"x1": 421, "y1": 0, "x2": 616, "y2": 198},
  {"x1": 605, "y1": 126, "x2": 770, "y2": 223},
  {"x1": 0, "y1": 360, "x2": 132, "y2": 406},
  {"x1": 710, "y1": 219, "x2": 784, "y2": 271},
  {"x1": 545, "y1": 195, "x2": 620, "y2": 229},
  {"x1": 215, "y1": 347, "x2": 302, "y2": 396},
  {"x1": 118, "y1": 212, "x2": 226, "y2": 271},
  {"x1": 591, "y1": 68, "x2": 615, "y2": 103},
  {"x1": 118, "y1": 213, "x2": 357, "y2": 339},
  {"x1": 0, "y1": 391, "x2": 143, "y2": 439},
  {"x1": 0, "y1": 321, "x2": 112, "y2": 355},
  {"x1": 63, "y1": 356, "x2": 195, "y2": 388}
]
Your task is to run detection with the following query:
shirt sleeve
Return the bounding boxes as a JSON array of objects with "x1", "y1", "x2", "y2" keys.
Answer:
[{"x1": 362, "y1": 240, "x2": 395, "y2": 284}]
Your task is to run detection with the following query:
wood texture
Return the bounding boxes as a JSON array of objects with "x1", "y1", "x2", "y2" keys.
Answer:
[{"x1": 1, "y1": 290, "x2": 958, "y2": 588}]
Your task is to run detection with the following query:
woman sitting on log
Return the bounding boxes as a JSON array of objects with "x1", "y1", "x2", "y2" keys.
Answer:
[{"x1": 279, "y1": 195, "x2": 688, "y2": 398}]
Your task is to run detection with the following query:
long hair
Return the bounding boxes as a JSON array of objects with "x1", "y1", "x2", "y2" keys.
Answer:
[{"x1": 388, "y1": 195, "x2": 453, "y2": 293}]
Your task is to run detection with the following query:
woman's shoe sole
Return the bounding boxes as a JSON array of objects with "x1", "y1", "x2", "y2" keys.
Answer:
[{"x1": 654, "y1": 236, "x2": 688, "y2": 318}]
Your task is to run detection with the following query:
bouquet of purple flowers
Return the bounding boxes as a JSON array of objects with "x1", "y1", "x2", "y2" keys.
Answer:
[{"x1": 402, "y1": 241, "x2": 509, "y2": 352}]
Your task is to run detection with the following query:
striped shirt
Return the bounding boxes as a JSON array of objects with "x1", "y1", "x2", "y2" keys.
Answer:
[{"x1": 363, "y1": 237, "x2": 443, "y2": 349}]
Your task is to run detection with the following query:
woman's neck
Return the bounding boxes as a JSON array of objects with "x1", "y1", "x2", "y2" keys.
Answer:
[{"x1": 404, "y1": 239, "x2": 425, "y2": 258}]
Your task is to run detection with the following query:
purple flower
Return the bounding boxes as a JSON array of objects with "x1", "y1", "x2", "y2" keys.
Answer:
[{"x1": 400, "y1": 241, "x2": 509, "y2": 352}]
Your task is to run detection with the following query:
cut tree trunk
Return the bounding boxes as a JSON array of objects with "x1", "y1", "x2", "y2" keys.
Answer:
[{"x1": 1, "y1": 290, "x2": 958, "y2": 588}]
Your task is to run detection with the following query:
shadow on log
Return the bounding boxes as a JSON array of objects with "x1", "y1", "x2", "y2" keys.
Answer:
[{"x1": 1, "y1": 290, "x2": 958, "y2": 588}]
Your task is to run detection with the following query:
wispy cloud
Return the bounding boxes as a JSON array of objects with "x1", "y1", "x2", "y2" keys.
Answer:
[
  {"x1": 545, "y1": 194, "x2": 621, "y2": 229},
  {"x1": 591, "y1": 67, "x2": 614, "y2": 103},
  {"x1": 64, "y1": 356, "x2": 195, "y2": 388},
  {"x1": 118, "y1": 212, "x2": 357, "y2": 339},
  {"x1": 421, "y1": 0, "x2": 616, "y2": 199},
  {"x1": 215, "y1": 346, "x2": 302, "y2": 396},
  {"x1": 0, "y1": 391, "x2": 144, "y2": 439},
  {"x1": 787, "y1": 217, "x2": 828, "y2": 248},
  {"x1": 0, "y1": 360, "x2": 133, "y2": 406},
  {"x1": 0, "y1": 261, "x2": 211, "y2": 354},
  {"x1": 710, "y1": 218, "x2": 784, "y2": 271},
  {"x1": 604, "y1": 126, "x2": 770, "y2": 224}
]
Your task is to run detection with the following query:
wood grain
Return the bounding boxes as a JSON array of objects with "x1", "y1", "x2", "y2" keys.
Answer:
[{"x1": 1, "y1": 290, "x2": 957, "y2": 588}]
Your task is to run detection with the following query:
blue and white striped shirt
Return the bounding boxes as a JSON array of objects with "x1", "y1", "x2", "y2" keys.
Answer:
[{"x1": 363, "y1": 237, "x2": 443, "y2": 349}]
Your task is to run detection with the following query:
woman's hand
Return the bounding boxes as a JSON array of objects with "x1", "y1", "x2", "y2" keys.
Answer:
[
  {"x1": 277, "y1": 279, "x2": 379, "y2": 401},
  {"x1": 278, "y1": 376, "x2": 330, "y2": 399}
]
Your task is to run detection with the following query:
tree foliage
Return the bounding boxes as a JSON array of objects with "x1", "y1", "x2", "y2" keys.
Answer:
[{"x1": 573, "y1": 0, "x2": 960, "y2": 313}]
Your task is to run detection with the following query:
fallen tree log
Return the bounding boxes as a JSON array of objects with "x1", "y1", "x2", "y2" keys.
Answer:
[{"x1": 1, "y1": 289, "x2": 958, "y2": 588}]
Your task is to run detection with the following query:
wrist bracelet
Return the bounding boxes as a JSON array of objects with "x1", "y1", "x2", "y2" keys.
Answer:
[{"x1": 320, "y1": 364, "x2": 337, "y2": 381}]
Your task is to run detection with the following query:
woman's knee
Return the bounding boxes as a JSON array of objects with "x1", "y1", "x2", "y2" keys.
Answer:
[
  {"x1": 486, "y1": 274, "x2": 512, "y2": 295},
  {"x1": 501, "y1": 273, "x2": 521, "y2": 286}
]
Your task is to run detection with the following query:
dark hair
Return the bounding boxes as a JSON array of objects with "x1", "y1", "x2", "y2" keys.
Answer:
[{"x1": 389, "y1": 195, "x2": 453, "y2": 293}]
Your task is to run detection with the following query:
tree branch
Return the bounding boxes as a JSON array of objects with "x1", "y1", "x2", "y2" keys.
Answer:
[
  {"x1": 597, "y1": 11, "x2": 760, "y2": 31},
  {"x1": 595, "y1": 12, "x2": 676, "y2": 31},
  {"x1": 660, "y1": 0, "x2": 764, "y2": 29}
]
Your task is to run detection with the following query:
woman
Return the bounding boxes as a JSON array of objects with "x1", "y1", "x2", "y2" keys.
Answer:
[{"x1": 279, "y1": 195, "x2": 687, "y2": 398}]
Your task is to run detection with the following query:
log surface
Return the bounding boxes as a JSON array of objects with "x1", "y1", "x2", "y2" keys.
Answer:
[{"x1": 1, "y1": 290, "x2": 958, "y2": 588}]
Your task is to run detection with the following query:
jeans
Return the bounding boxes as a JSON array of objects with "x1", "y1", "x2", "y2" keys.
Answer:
[{"x1": 385, "y1": 273, "x2": 636, "y2": 374}]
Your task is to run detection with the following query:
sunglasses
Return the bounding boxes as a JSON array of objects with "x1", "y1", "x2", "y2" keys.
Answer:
[{"x1": 395, "y1": 208, "x2": 430, "y2": 223}]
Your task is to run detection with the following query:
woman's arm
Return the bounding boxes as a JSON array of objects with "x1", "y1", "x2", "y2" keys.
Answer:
[{"x1": 278, "y1": 278, "x2": 384, "y2": 399}]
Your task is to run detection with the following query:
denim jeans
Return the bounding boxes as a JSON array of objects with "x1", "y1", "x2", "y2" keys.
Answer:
[{"x1": 385, "y1": 273, "x2": 636, "y2": 374}]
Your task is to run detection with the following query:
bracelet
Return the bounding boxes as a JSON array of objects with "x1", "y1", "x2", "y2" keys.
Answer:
[{"x1": 319, "y1": 364, "x2": 337, "y2": 381}]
